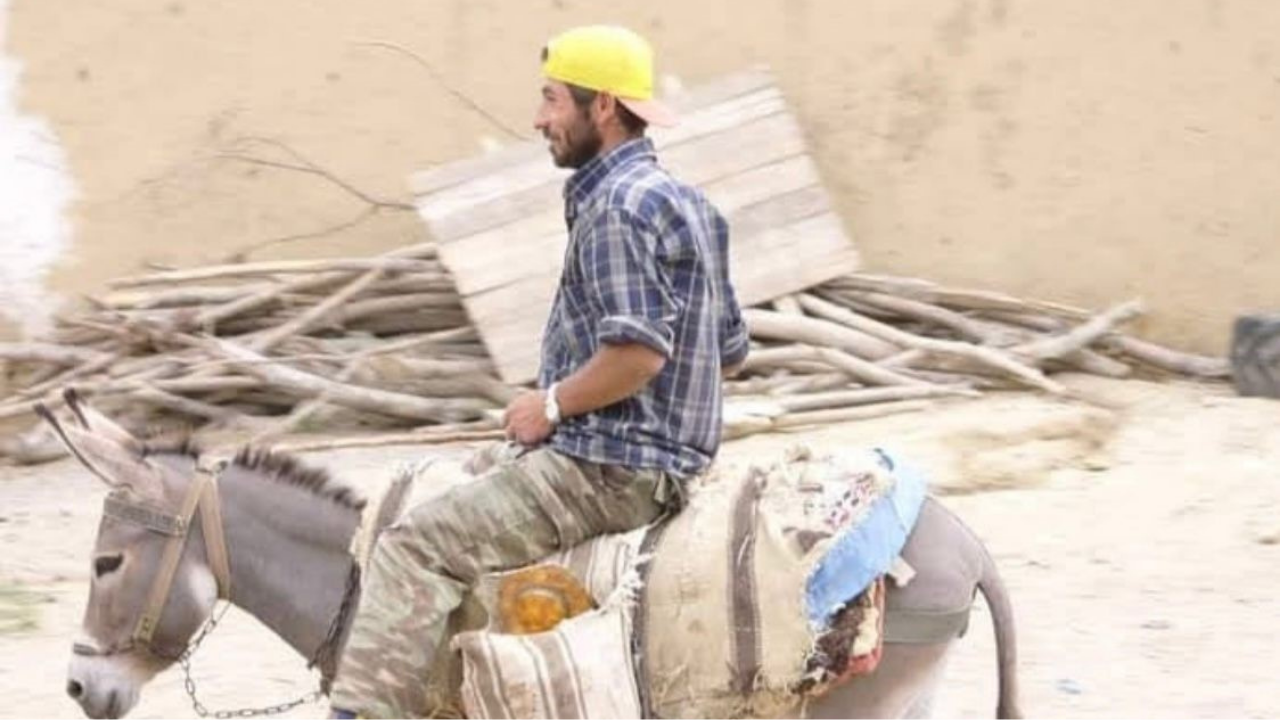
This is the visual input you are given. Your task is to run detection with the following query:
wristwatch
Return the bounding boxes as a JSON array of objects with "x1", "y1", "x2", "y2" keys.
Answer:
[{"x1": 544, "y1": 382, "x2": 562, "y2": 425}]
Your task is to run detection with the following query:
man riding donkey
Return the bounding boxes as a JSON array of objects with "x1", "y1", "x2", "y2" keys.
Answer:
[{"x1": 330, "y1": 25, "x2": 749, "y2": 719}]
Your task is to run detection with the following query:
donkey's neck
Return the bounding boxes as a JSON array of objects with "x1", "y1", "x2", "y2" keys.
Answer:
[{"x1": 215, "y1": 463, "x2": 361, "y2": 668}]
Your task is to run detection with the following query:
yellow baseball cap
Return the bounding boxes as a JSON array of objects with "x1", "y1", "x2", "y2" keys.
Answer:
[{"x1": 541, "y1": 25, "x2": 678, "y2": 128}]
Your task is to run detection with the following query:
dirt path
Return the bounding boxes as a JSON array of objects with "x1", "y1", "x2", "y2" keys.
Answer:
[{"x1": 2, "y1": 375, "x2": 1277, "y2": 718}]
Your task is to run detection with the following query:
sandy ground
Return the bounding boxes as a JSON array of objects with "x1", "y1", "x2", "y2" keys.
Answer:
[{"x1": 1, "y1": 374, "x2": 1278, "y2": 719}]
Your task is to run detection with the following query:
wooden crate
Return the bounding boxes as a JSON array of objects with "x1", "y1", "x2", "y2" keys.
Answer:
[{"x1": 411, "y1": 68, "x2": 859, "y2": 384}]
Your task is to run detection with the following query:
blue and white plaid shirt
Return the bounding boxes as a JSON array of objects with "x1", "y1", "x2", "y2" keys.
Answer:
[{"x1": 539, "y1": 137, "x2": 749, "y2": 479}]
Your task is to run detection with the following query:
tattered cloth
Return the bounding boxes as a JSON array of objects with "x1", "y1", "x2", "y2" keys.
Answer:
[
  {"x1": 356, "y1": 444, "x2": 925, "y2": 718},
  {"x1": 637, "y1": 445, "x2": 926, "y2": 718}
]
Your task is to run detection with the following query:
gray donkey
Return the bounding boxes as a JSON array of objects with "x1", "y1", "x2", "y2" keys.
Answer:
[{"x1": 40, "y1": 391, "x2": 1020, "y2": 719}]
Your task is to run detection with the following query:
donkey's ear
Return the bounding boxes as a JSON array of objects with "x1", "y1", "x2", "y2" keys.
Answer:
[
  {"x1": 35, "y1": 403, "x2": 164, "y2": 501},
  {"x1": 62, "y1": 389, "x2": 143, "y2": 451}
]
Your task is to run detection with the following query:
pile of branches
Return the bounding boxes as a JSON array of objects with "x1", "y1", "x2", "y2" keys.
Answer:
[
  {"x1": 0, "y1": 244, "x2": 1229, "y2": 460},
  {"x1": 0, "y1": 241, "x2": 511, "y2": 457},
  {"x1": 720, "y1": 274, "x2": 1228, "y2": 438}
]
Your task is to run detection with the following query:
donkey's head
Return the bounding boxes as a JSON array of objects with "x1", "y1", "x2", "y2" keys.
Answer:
[{"x1": 38, "y1": 390, "x2": 227, "y2": 719}]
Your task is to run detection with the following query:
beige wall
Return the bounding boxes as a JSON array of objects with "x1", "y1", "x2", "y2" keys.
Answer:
[{"x1": 9, "y1": 0, "x2": 1280, "y2": 353}]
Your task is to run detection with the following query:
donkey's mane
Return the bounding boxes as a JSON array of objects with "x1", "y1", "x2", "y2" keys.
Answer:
[
  {"x1": 138, "y1": 433, "x2": 365, "y2": 511},
  {"x1": 232, "y1": 447, "x2": 367, "y2": 511}
]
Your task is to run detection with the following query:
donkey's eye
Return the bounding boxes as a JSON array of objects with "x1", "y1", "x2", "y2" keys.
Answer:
[{"x1": 93, "y1": 554, "x2": 124, "y2": 578}]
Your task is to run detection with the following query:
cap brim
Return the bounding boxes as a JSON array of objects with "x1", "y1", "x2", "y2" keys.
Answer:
[{"x1": 618, "y1": 96, "x2": 679, "y2": 128}]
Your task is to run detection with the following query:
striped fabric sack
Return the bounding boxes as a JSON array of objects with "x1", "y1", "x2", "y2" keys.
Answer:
[
  {"x1": 452, "y1": 591, "x2": 643, "y2": 719},
  {"x1": 449, "y1": 528, "x2": 649, "y2": 719}
]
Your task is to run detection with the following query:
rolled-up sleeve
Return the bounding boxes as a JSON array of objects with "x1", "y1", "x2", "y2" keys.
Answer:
[
  {"x1": 720, "y1": 289, "x2": 750, "y2": 367},
  {"x1": 581, "y1": 208, "x2": 679, "y2": 358}
]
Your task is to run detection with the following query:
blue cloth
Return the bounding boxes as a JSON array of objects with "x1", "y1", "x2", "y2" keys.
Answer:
[
  {"x1": 540, "y1": 137, "x2": 749, "y2": 479},
  {"x1": 804, "y1": 448, "x2": 928, "y2": 629}
]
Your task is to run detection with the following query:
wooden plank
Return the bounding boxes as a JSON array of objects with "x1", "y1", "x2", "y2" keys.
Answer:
[
  {"x1": 407, "y1": 67, "x2": 776, "y2": 196},
  {"x1": 415, "y1": 88, "x2": 787, "y2": 226},
  {"x1": 415, "y1": 68, "x2": 859, "y2": 384},
  {"x1": 466, "y1": 210, "x2": 857, "y2": 383},
  {"x1": 426, "y1": 106, "x2": 800, "y2": 243},
  {"x1": 440, "y1": 154, "x2": 820, "y2": 297}
]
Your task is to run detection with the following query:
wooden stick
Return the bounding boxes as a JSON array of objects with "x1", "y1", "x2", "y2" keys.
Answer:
[
  {"x1": 963, "y1": 314, "x2": 1129, "y2": 376},
  {"x1": 208, "y1": 339, "x2": 491, "y2": 422},
  {"x1": 773, "y1": 399, "x2": 935, "y2": 429},
  {"x1": 1103, "y1": 336, "x2": 1230, "y2": 377},
  {"x1": 251, "y1": 355, "x2": 372, "y2": 441},
  {"x1": 270, "y1": 427, "x2": 504, "y2": 453},
  {"x1": 195, "y1": 271, "x2": 365, "y2": 329},
  {"x1": 797, "y1": 294, "x2": 1065, "y2": 394},
  {"x1": 1052, "y1": 350, "x2": 1133, "y2": 378},
  {"x1": 318, "y1": 327, "x2": 480, "y2": 358},
  {"x1": 131, "y1": 387, "x2": 240, "y2": 421},
  {"x1": 1014, "y1": 300, "x2": 1144, "y2": 361},
  {"x1": 149, "y1": 376, "x2": 262, "y2": 394},
  {"x1": 771, "y1": 294, "x2": 805, "y2": 316},
  {"x1": 249, "y1": 269, "x2": 386, "y2": 352},
  {"x1": 334, "y1": 292, "x2": 465, "y2": 324},
  {"x1": 797, "y1": 293, "x2": 947, "y2": 348},
  {"x1": 359, "y1": 274, "x2": 459, "y2": 296},
  {"x1": 742, "y1": 308, "x2": 899, "y2": 360},
  {"x1": 771, "y1": 384, "x2": 978, "y2": 413},
  {"x1": 827, "y1": 274, "x2": 1090, "y2": 319},
  {"x1": 724, "y1": 373, "x2": 847, "y2": 396},
  {"x1": 0, "y1": 342, "x2": 112, "y2": 366},
  {"x1": 723, "y1": 400, "x2": 933, "y2": 440},
  {"x1": 768, "y1": 372, "x2": 856, "y2": 396},
  {"x1": 98, "y1": 284, "x2": 271, "y2": 310},
  {"x1": 743, "y1": 344, "x2": 925, "y2": 387},
  {"x1": 9, "y1": 351, "x2": 122, "y2": 401},
  {"x1": 974, "y1": 310, "x2": 1069, "y2": 333},
  {"x1": 346, "y1": 310, "x2": 470, "y2": 336},
  {"x1": 380, "y1": 355, "x2": 498, "y2": 378},
  {"x1": 828, "y1": 289, "x2": 1005, "y2": 344},
  {"x1": 111, "y1": 257, "x2": 437, "y2": 288}
]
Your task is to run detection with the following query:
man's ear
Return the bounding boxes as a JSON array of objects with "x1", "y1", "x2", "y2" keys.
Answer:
[
  {"x1": 595, "y1": 92, "x2": 619, "y2": 124},
  {"x1": 35, "y1": 402, "x2": 165, "y2": 501}
]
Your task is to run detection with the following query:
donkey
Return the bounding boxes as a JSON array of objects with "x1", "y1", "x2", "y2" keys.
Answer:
[{"x1": 40, "y1": 392, "x2": 1020, "y2": 719}]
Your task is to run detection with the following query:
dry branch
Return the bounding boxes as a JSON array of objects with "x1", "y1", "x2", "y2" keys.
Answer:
[
  {"x1": 742, "y1": 309, "x2": 899, "y2": 360},
  {"x1": 112, "y1": 258, "x2": 435, "y2": 288},
  {"x1": 1015, "y1": 300, "x2": 1144, "y2": 361},
  {"x1": 796, "y1": 293, "x2": 1065, "y2": 394},
  {"x1": 209, "y1": 339, "x2": 490, "y2": 423},
  {"x1": 742, "y1": 344, "x2": 924, "y2": 387},
  {"x1": 0, "y1": 343, "x2": 112, "y2": 366},
  {"x1": 1103, "y1": 336, "x2": 1231, "y2": 378},
  {"x1": 249, "y1": 268, "x2": 386, "y2": 352}
]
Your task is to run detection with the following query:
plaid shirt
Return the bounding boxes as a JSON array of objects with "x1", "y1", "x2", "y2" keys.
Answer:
[{"x1": 539, "y1": 137, "x2": 749, "y2": 478}]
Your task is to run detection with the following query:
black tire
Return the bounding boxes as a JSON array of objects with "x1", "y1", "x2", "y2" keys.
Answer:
[{"x1": 1231, "y1": 314, "x2": 1280, "y2": 398}]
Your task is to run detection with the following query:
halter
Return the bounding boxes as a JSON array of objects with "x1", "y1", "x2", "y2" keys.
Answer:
[
  {"x1": 74, "y1": 464, "x2": 232, "y2": 659},
  {"x1": 72, "y1": 461, "x2": 361, "y2": 717}
]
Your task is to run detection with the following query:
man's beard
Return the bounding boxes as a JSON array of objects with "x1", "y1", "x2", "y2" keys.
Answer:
[{"x1": 551, "y1": 115, "x2": 603, "y2": 169}]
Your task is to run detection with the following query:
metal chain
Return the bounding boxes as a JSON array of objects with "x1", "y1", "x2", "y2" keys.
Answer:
[
  {"x1": 178, "y1": 603, "x2": 324, "y2": 719},
  {"x1": 177, "y1": 562, "x2": 360, "y2": 719}
]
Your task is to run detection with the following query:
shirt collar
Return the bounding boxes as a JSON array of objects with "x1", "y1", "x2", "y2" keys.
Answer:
[{"x1": 563, "y1": 137, "x2": 656, "y2": 206}]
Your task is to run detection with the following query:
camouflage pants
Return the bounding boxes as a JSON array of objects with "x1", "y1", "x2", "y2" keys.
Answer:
[{"x1": 330, "y1": 446, "x2": 673, "y2": 718}]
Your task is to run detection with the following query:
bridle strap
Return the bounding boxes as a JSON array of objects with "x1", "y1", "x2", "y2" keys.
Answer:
[
  {"x1": 133, "y1": 467, "x2": 232, "y2": 647},
  {"x1": 198, "y1": 472, "x2": 232, "y2": 601}
]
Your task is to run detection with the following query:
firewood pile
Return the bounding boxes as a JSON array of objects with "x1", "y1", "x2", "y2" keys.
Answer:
[{"x1": 0, "y1": 240, "x2": 1230, "y2": 461}]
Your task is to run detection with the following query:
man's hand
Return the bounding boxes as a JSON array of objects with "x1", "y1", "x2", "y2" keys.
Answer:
[{"x1": 503, "y1": 390, "x2": 554, "y2": 446}]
